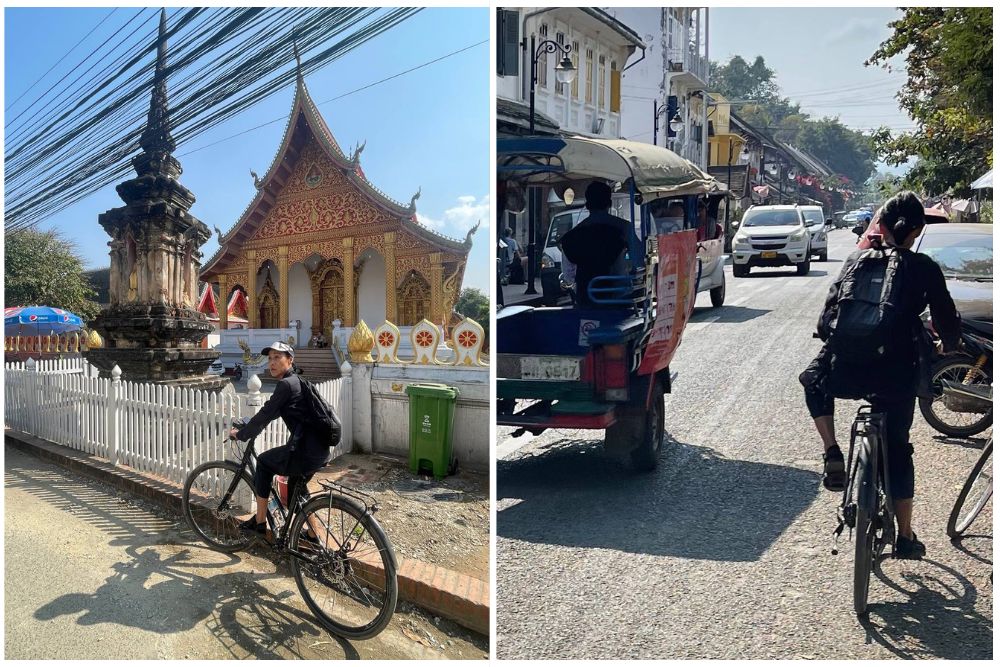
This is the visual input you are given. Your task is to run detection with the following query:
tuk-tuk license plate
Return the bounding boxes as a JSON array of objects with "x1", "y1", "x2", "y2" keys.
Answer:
[
  {"x1": 761, "y1": 250, "x2": 778, "y2": 259},
  {"x1": 521, "y1": 356, "x2": 581, "y2": 381}
]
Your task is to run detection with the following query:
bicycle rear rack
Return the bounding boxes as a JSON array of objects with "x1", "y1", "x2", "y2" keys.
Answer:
[{"x1": 318, "y1": 480, "x2": 380, "y2": 514}]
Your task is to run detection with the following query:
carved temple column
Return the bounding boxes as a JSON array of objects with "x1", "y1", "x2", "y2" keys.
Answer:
[
  {"x1": 430, "y1": 252, "x2": 444, "y2": 325},
  {"x1": 342, "y1": 238, "x2": 355, "y2": 327},
  {"x1": 246, "y1": 249, "x2": 258, "y2": 329},
  {"x1": 384, "y1": 232, "x2": 396, "y2": 323},
  {"x1": 218, "y1": 274, "x2": 229, "y2": 330},
  {"x1": 278, "y1": 245, "x2": 289, "y2": 327}
]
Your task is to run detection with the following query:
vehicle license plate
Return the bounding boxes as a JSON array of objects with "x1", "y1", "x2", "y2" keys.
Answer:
[
  {"x1": 761, "y1": 250, "x2": 777, "y2": 259},
  {"x1": 521, "y1": 356, "x2": 581, "y2": 381}
]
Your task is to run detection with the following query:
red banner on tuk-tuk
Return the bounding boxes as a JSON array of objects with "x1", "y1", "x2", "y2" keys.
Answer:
[{"x1": 638, "y1": 229, "x2": 699, "y2": 375}]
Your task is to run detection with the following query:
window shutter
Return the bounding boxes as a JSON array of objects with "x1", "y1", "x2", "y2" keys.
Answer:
[{"x1": 610, "y1": 68, "x2": 621, "y2": 113}]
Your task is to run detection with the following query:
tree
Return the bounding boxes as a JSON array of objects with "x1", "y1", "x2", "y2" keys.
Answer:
[
  {"x1": 711, "y1": 55, "x2": 875, "y2": 185},
  {"x1": 867, "y1": 7, "x2": 993, "y2": 194},
  {"x1": 4, "y1": 229, "x2": 101, "y2": 321},
  {"x1": 454, "y1": 287, "x2": 489, "y2": 346}
]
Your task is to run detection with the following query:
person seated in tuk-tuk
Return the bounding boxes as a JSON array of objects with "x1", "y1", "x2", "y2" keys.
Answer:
[
  {"x1": 559, "y1": 181, "x2": 640, "y2": 305},
  {"x1": 650, "y1": 199, "x2": 686, "y2": 235}
]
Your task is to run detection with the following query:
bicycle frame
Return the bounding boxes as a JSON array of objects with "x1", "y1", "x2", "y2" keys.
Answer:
[
  {"x1": 839, "y1": 405, "x2": 895, "y2": 557},
  {"x1": 220, "y1": 435, "x2": 381, "y2": 565}
]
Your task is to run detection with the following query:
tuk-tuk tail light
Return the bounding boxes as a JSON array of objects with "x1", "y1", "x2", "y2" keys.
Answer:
[{"x1": 595, "y1": 344, "x2": 628, "y2": 399}]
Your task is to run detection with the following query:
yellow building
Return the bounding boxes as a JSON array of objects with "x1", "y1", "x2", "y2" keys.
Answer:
[{"x1": 707, "y1": 93, "x2": 746, "y2": 168}]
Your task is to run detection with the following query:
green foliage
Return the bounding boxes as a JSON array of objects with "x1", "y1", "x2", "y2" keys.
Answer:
[
  {"x1": 867, "y1": 7, "x2": 993, "y2": 195},
  {"x1": 455, "y1": 287, "x2": 489, "y2": 346},
  {"x1": 4, "y1": 229, "x2": 101, "y2": 321},
  {"x1": 711, "y1": 55, "x2": 876, "y2": 186},
  {"x1": 979, "y1": 200, "x2": 992, "y2": 225}
]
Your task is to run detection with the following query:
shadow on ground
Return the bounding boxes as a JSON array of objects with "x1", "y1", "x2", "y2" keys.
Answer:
[
  {"x1": 5, "y1": 450, "x2": 359, "y2": 659},
  {"x1": 690, "y1": 305, "x2": 771, "y2": 324},
  {"x1": 862, "y1": 557, "x2": 992, "y2": 659},
  {"x1": 497, "y1": 433, "x2": 820, "y2": 562}
]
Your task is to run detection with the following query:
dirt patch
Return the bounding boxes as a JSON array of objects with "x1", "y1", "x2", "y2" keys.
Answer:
[{"x1": 311, "y1": 453, "x2": 489, "y2": 583}]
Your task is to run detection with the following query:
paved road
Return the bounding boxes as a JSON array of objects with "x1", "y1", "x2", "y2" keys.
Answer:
[
  {"x1": 4, "y1": 445, "x2": 487, "y2": 660},
  {"x1": 496, "y1": 230, "x2": 992, "y2": 660}
]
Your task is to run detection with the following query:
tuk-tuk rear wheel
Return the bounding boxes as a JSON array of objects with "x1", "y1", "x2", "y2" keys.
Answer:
[{"x1": 605, "y1": 379, "x2": 665, "y2": 472}]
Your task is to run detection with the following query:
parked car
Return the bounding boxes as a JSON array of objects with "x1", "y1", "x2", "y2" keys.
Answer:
[
  {"x1": 799, "y1": 205, "x2": 830, "y2": 261},
  {"x1": 832, "y1": 210, "x2": 849, "y2": 228},
  {"x1": 915, "y1": 223, "x2": 992, "y2": 321},
  {"x1": 731, "y1": 205, "x2": 811, "y2": 277},
  {"x1": 207, "y1": 359, "x2": 225, "y2": 376}
]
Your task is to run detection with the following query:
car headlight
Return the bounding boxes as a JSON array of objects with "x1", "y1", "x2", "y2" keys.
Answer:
[
  {"x1": 789, "y1": 229, "x2": 807, "y2": 242},
  {"x1": 734, "y1": 233, "x2": 751, "y2": 246},
  {"x1": 540, "y1": 254, "x2": 554, "y2": 269}
]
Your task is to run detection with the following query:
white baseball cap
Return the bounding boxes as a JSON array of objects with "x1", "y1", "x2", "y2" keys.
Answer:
[{"x1": 260, "y1": 341, "x2": 294, "y2": 357}]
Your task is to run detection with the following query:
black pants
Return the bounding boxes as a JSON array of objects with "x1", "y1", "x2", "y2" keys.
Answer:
[
  {"x1": 801, "y1": 349, "x2": 917, "y2": 500},
  {"x1": 254, "y1": 444, "x2": 326, "y2": 499}
]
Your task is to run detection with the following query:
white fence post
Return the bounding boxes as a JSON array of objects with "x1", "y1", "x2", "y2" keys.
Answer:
[
  {"x1": 339, "y1": 360, "x2": 353, "y2": 455},
  {"x1": 107, "y1": 365, "x2": 122, "y2": 466}
]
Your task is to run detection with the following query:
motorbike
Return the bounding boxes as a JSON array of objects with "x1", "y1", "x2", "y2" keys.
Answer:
[{"x1": 920, "y1": 318, "x2": 993, "y2": 437}]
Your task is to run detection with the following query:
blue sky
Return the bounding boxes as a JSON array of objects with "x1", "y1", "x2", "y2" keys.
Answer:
[
  {"x1": 4, "y1": 7, "x2": 491, "y2": 291},
  {"x1": 709, "y1": 7, "x2": 912, "y2": 174}
]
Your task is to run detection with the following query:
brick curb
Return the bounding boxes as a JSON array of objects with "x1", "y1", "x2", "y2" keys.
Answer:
[{"x1": 4, "y1": 430, "x2": 489, "y2": 636}]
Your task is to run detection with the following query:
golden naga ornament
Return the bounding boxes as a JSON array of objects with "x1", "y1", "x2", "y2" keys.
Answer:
[{"x1": 347, "y1": 320, "x2": 375, "y2": 363}]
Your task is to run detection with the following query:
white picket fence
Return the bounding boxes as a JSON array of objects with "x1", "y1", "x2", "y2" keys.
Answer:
[
  {"x1": 4, "y1": 359, "x2": 353, "y2": 486},
  {"x1": 4, "y1": 357, "x2": 91, "y2": 374}
]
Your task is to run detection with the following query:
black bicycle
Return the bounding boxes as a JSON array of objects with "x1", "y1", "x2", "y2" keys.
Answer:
[
  {"x1": 833, "y1": 404, "x2": 895, "y2": 617},
  {"x1": 181, "y1": 427, "x2": 398, "y2": 639},
  {"x1": 947, "y1": 438, "x2": 993, "y2": 538}
]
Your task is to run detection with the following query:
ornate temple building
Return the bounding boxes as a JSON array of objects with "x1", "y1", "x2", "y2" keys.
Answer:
[{"x1": 199, "y1": 64, "x2": 476, "y2": 342}]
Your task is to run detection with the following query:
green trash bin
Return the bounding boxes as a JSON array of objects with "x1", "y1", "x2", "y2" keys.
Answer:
[{"x1": 405, "y1": 382, "x2": 459, "y2": 479}]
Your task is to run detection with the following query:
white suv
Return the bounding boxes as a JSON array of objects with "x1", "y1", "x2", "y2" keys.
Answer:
[
  {"x1": 732, "y1": 205, "x2": 811, "y2": 277},
  {"x1": 799, "y1": 205, "x2": 830, "y2": 262}
]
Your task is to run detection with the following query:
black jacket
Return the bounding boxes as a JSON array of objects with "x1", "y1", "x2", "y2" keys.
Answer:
[{"x1": 236, "y1": 370, "x2": 328, "y2": 463}]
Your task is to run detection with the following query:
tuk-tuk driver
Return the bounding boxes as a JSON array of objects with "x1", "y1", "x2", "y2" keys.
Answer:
[{"x1": 559, "y1": 181, "x2": 641, "y2": 304}]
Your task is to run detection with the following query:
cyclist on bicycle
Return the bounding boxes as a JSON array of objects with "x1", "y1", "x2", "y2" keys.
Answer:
[
  {"x1": 800, "y1": 191, "x2": 961, "y2": 559},
  {"x1": 228, "y1": 341, "x2": 330, "y2": 541}
]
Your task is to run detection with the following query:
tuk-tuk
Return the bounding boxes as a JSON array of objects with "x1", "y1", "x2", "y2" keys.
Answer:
[{"x1": 497, "y1": 135, "x2": 728, "y2": 470}]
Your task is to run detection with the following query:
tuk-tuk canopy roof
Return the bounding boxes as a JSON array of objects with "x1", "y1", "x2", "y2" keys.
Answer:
[{"x1": 498, "y1": 135, "x2": 727, "y2": 198}]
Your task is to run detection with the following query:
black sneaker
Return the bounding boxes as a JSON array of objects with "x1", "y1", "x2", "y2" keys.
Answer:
[
  {"x1": 823, "y1": 446, "x2": 846, "y2": 492},
  {"x1": 239, "y1": 517, "x2": 266, "y2": 541},
  {"x1": 895, "y1": 532, "x2": 926, "y2": 560}
]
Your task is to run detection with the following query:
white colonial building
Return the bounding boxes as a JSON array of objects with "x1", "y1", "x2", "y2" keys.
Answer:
[{"x1": 602, "y1": 6, "x2": 711, "y2": 169}]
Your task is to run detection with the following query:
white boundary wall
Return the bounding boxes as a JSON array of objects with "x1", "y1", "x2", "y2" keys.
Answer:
[{"x1": 4, "y1": 358, "x2": 352, "y2": 485}]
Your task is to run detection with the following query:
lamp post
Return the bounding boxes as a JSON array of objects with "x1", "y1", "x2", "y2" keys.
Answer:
[
  {"x1": 652, "y1": 101, "x2": 667, "y2": 146},
  {"x1": 523, "y1": 36, "x2": 575, "y2": 296}
]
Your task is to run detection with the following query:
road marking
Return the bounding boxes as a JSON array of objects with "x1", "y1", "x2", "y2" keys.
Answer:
[
  {"x1": 730, "y1": 295, "x2": 751, "y2": 307},
  {"x1": 687, "y1": 315, "x2": 720, "y2": 332}
]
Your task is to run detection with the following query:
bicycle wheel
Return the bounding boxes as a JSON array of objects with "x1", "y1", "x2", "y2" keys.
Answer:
[
  {"x1": 182, "y1": 460, "x2": 257, "y2": 552},
  {"x1": 853, "y1": 505, "x2": 874, "y2": 616},
  {"x1": 289, "y1": 494, "x2": 398, "y2": 639},
  {"x1": 947, "y1": 441, "x2": 993, "y2": 538}
]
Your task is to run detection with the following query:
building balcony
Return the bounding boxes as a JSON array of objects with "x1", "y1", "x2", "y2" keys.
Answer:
[{"x1": 667, "y1": 46, "x2": 709, "y2": 89}]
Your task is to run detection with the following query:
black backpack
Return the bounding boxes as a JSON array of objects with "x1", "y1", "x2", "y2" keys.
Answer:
[
  {"x1": 299, "y1": 377, "x2": 341, "y2": 448},
  {"x1": 826, "y1": 247, "x2": 906, "y2": 362}
]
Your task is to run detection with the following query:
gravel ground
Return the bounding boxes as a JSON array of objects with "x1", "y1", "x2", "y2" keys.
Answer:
[
  {"x1": 319, "y1": 454, "x2": 489, "y2": 581},
  {"x1": 5, "y1": 445, "x2": 488, "y2": 660},
  {"x1": 496, "y1": 231, "x2": 992, "y2": 660}
]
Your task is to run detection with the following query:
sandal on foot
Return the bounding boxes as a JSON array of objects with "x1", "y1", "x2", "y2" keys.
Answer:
[{"x1": 823, "y1": 447, "x2": 846, "y2": 492}]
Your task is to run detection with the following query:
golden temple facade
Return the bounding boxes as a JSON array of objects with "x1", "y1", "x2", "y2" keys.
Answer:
[{"x1": 200, "y1": 70, "x2": 475, "y2": 340}]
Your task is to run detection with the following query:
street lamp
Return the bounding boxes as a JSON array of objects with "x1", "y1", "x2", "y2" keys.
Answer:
[
  {"x1": 652, "y1": 101, "x2": 667, "y2": 146},
  {"x1": 668, "y1": 112, "x2": 684, "y2": 134},
  {"x1": 525, "y1": 35, "x2": 576, "y2": 295}
]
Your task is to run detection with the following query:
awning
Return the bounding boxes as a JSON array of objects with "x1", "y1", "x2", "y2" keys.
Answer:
[
  {"x1": 970, "y1": 169, "x2": 992, "y2": 189},
  {"x1": 951, "y1": 198, "x2": 980, "y2": 213}
]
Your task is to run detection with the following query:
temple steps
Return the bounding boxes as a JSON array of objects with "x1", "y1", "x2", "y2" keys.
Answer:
[{"x1": 290, "y1": 348, "x2": 342, "y2": 383}]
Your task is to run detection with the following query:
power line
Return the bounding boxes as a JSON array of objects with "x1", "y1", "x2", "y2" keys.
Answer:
[
  {"x1": 5, "y1": 7, "x2": 119, "y2": 112},
  {"x1": 178, "y1": 38, "x2": 487, "y2": 158}
]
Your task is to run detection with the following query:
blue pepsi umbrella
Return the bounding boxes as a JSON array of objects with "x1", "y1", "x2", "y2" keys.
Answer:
[{"x1": 5, "y1": 306, "x2": 84, "y2": 338}]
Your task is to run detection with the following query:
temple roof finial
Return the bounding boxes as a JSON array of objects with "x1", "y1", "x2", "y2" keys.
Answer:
[
  {"x1": 293, "y1": 35, "x2": 304, "y2": 86},
  {"x1": 136, "y1": 7, "x2": 176, "y2": 170}
]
